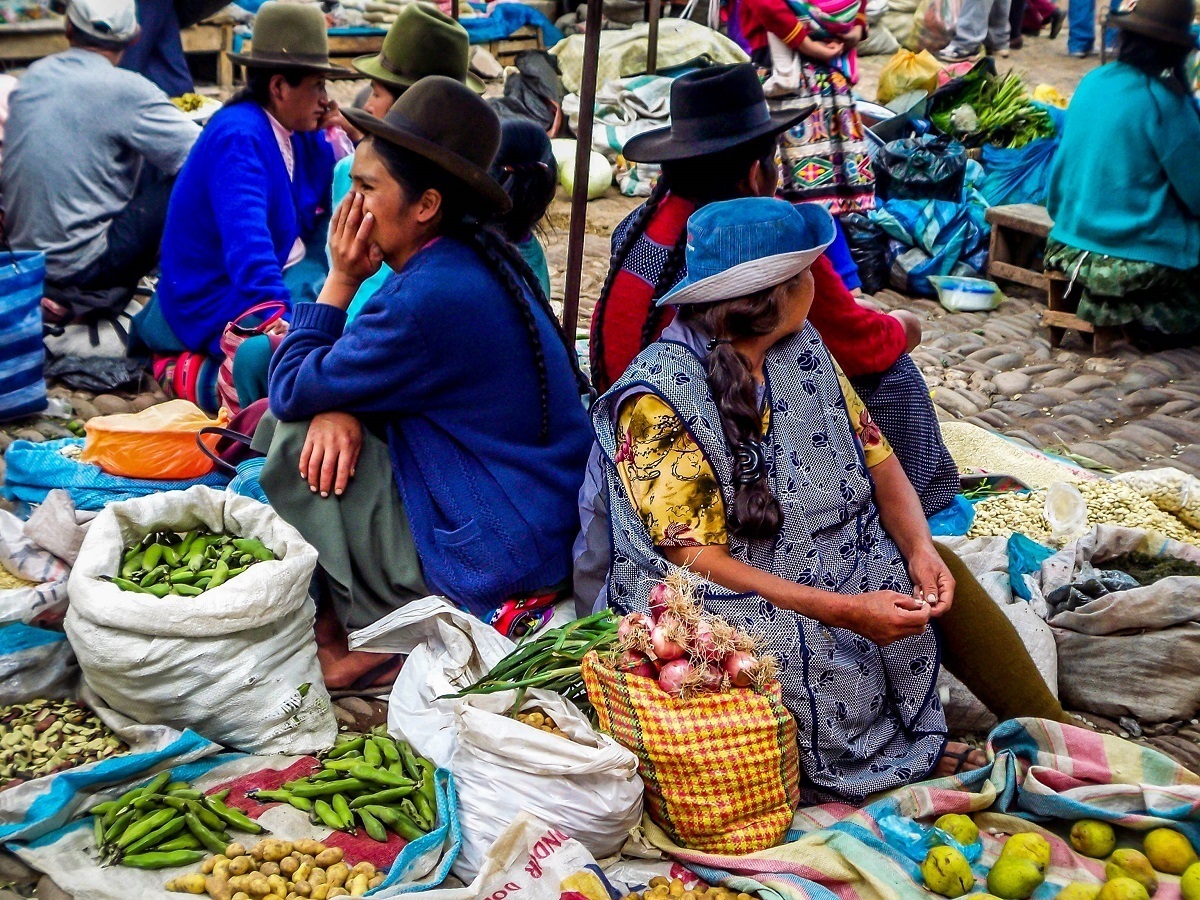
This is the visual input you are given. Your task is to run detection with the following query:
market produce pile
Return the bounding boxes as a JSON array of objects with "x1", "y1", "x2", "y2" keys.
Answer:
[
  {"x1": 107, "y1": 530, "x2": 277, "y2": 597},
  {"x1": 609, "y1": 576, "x2": 777, "y2": 699},
  {"x1": 165, "y1": 840, "x2": 384, "y2": 898},
  {"x1": 170, "y1": 93, "x2": 205, "y2": 113},
  {"x1": 0, "y1": 699, "x2": 126, "y2": 787},
  {"x1": 622, "y1": 877, "x2": 756, "y2": 900},
  {"x1": 249, "y1": 730, "x2": 437, "y2": 843},
  {"x1": 940, "y1": 422, "x2": 1092, "y2": 491},
  {"x1": 91, "y1": 771, "x2": 263, "y2": 870},
  {"x1": 967, "y1": 480, "x2": 1200, "y2": 546},
  {"x1": 931, "y1": 66, "x2": 1056, "y2": 149},
  {"x1": 919, "y1": 814, "x2": 1200, "y2": 900}
]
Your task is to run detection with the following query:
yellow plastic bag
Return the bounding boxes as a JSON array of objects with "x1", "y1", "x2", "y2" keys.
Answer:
[
  {"x1": 877, "y1": 49, "x2": 943, "y2": 104},
  {"x1": 81, "y1": 400, "x2": 229, "y2": 480}
]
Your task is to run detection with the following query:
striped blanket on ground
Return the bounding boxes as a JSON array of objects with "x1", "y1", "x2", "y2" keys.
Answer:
[{"x1": 643, "y1": 718, "x2": 1200, "y2": 900}]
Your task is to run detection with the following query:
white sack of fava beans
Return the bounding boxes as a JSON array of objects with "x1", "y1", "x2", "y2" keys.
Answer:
[
  {"x1": 65, "y1": 486, "x2": 336, "y2": 754},
  {"x1": 1047, "y1": 525, "x2": 1200, "y2": 723}
]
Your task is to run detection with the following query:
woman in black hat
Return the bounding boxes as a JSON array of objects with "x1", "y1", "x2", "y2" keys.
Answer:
[
  {"x1": 260, "y1": 77, "x2": 592, "y2": 688},
  {"x1": 1044, "y1": 0, "x2": 1200, "y2": 344}
]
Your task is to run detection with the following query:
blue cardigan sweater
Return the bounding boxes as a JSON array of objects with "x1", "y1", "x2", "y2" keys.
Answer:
[
  {"x1": 268, "y1": 237, "x2": 593, "y2": 615},
  {"x1": 157, "y1": 101, "x2": 336, "y2": 354}
]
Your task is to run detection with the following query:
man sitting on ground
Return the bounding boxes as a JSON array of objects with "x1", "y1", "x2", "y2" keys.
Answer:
[{"x1": 1, "y1": 0, "x2": 199, "y2": 322}]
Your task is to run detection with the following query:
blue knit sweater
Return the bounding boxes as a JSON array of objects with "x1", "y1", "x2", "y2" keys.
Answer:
[
  {"x1": 269, "y1": 237, "x2": 593, "y2": 615},
  {"x1": 157, "y1": 101, "x2": 336, "y2": 354}
]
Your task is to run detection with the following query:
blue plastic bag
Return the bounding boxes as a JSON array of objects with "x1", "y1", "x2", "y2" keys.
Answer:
[
  {"x1": 929, "y1": 495, "x2": 976, "y2": 536},
  {"x1": 2, "y1": 438, "x2": 229, "y2": 511},
  {"x1": 1007, "y1": 532, "x2": 1056, "y2": 601},
  {"x1": 0, "y1": 251, "x2": 47, "y2": 421},
  {"x1": 878, "y1": 814, "x2": 984, "y2": 864}
]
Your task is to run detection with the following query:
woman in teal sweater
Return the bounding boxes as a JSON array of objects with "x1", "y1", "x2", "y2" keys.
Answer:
[{"x1": 1046, "y1": 0, "x2": 1200, "y2": 341}]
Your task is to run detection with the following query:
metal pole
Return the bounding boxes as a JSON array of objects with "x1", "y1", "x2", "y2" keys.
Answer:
[
  {"x1": 450, "y1": 0, "x2": 458, "y2": 20},
  {"x1": 561, "y1": 0, "x2": 603, "y2": 337},
  {"x1": 646, "y1": 0, "x2": 661, "y2": 73}
]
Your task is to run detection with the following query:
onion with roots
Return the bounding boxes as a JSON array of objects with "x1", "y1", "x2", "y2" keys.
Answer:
[
  {"x1": 657, "y1": 658, "x2": 693, "y2": 696},
  {"x1": 617, "y1": 612, "x2": 654, "y2": 652},
  {"x1": 650, "y1": 613, "x2": 687, "y2": 661},
  {"x1": 690, "y1": 616, "x2": 736, "y2": 663},
  {"x1": 722, "y1": 650, "x2": 759, "y2": 688},
  {"x1": 648, "y1": 582, "x2": 677, "y2": 622},
  {"x1": 616, "y1": 648, "x2": 657, "y2": 680}
]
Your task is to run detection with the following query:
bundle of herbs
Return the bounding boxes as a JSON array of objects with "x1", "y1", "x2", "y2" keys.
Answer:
[{"x1": 931, "y1": 67, "x2": 1055, "y2": 149}]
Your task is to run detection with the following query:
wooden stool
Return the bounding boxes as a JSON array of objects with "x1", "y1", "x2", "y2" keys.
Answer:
[
  {"x1": 1044, "y1": 272, "x2": 1122, "y2": 353},
  {"x1": 985, "y1": 203, "x2": 1054, "y2": 293}
]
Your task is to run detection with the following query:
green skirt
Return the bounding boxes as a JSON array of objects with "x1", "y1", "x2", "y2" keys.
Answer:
[{"x1": 1044, "y1": 239, "x2": 1200, "y2": 335}]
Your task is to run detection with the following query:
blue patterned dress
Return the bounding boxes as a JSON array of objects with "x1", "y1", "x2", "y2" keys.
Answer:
[{"x1": 592, "y1": 323, "x2": 947, "y2": 802}]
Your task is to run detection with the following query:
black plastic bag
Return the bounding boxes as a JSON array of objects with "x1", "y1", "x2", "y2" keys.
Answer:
[
  {"x1": 45, "y1": 356, "x2": 144, "y2": 393},
  {"x1": 488, "y1": 51, "x2": 567, "y2": 136},
  {"x1": 875, "y1": 134, "x2": 967, "y2": 202},
  {"x1": 841, "y1": 213, "x2": 889, "y2": 295}
]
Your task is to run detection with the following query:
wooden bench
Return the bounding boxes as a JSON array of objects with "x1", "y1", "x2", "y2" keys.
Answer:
[{"x1": 985, "y1": 203, "x2": 1120, "y2": 353}]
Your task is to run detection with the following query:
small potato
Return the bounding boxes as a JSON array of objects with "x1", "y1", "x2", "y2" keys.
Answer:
[
  {"x1": 279, "y1": 857, "x2": 299, "y2": 877},
  {"x1": 649, "y1": 878, "x2": 670, "y2": 889},
  {"x1": 293, "y1": 883, "x2": 312, "y2": 898},
  {"x1": 670, "y1": 882, "x2": 686, "y2": 898},
  {"x1": 314, "y1": 848, "x2": 343, "y2": 869},
  {"x1": 259, "y1": 862, "x2": 281, "y2": 878},
  {"x1": 232, "y1": 894, "x2": 251, "y2": 900},
  {"x1": 310, "y1": 886, "x2": 330, "y2": 900},
  {"x1": 246, "y1": 874, "x2": 272, "y2": 897},
  {"x1": 264, "y1": 841, "x2": 293, "y2": 863},
  {"x1": 268, "y1": 875, "x2": 289, "y2": 895},
  {"x1": 681, "y1": 893, "x2": 699, "y2": 900},
  {"x1": 228, "y1": 875, "x2": 251, "y2": 892},
  {"x1": 367, "y1": 875, "x2": 385, "y2": 889},
  {"x1": 251, "y1": 842, "x2": 268, "y2": 861},
  {"x1": 166, "y1": 873, "x2": 208, "y2": 894},
  {"x1": 227, "y1": 843, "x2": 247, "y2": 859},
  {"x1": 350, "y1": 862, "x2": 376, "y2": 879},
  {"x1": 327, "y1": 890, "x2": 350, "y2": 899},
  {"x1": 309, "y1": 869, "x2": 327, "y2": 888},
  {"x1": 326, "y1": 862, "x2": 350, "y2": 889},
  {"x1": 347, "y1": 873, "x2": 370, "y2": 897},
  {"x1": 206, "y1": 876, "x2": 234, "y2": 900},
  {"x1": 230, "y1": 856, "x2": 254, "y2": 877},
  {"x1": 202, "y1": 857, "x2": 221, "y2": 875},
  {"x1": 213, "y1": 861, "x2": 232, "y2": 881},
  {"x1": 295, "y1": 839, "x2": 325, "y2": 857}
]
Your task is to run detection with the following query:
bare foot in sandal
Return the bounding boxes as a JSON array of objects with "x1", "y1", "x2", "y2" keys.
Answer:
[{"x1": 934, "y1": 741, "x2": 989, "y2": 778}]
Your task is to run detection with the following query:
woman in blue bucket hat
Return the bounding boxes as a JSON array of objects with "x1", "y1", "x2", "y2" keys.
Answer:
[{"x1": 592, "y1": 198, "x2": 1068, "y2": 800}]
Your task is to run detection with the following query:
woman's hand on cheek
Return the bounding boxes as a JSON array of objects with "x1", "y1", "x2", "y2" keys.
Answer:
[
  {"x1": 329, "y1": 191, "x2": 382, "y2": 287},
  {"x1": 907, "y1": 545, "x2": 955, "y2": 616}
]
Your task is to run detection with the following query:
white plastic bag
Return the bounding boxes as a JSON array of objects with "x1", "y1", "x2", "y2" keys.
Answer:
[
  {"x1": 397, "y1": 811, "x2": 619, "y2": 900},
  {"x1": 0, "y1": 508, "x2": 71, "y2": 626},
  {"x1": 0, "y1": 623, "x2": 77, "y2": 705},
  {"x1": 65, "y1": 486, "x2": 336, "y2": 755},
  {"x1": 352, "y1": 597, "x2": 644, "y2": 881},
  {"x1": 1045, "y1": 482, "x2": 1088, "y2": 544}
]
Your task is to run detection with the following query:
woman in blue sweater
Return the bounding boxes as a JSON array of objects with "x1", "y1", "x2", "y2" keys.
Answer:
[
  {"x1": 259, "y1": 77, "x2": 592, "y2": 689},
  {"x1": 1045, "y1": 0, "x2": 1200, "y2": 343}
]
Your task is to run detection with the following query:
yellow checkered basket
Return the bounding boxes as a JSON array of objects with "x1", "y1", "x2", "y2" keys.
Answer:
[{"x1": 582, "y1": 651, "x2": 800, "y2": 854}]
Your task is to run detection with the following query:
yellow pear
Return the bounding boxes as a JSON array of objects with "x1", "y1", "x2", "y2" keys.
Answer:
[
  {"x1": 988, "y1": 858, "x2": 1046, "y2": 900},
  {"x1": 1180, "y1": 862, "x2": 1200, "y2": 900},
  {"x1": 1056, "y1": 883, "x2": 1102, "y2": 900},
  {"x1": 1142, "y1": 829, "x2": 1198, "y2": 876},
  {"x1": 922, "y1": 846, "x2": 976, "y2": 898},
  {"x1": 1097, "y1": 878, "x2": 1150, "y2": 900},
  {"x1": 1070, "y1": 822, "x2": 1117, "y2": 859},
  {"x1": 1106, "y1": 850, "x2": 1159, "y2": 896},
  {"x1": 937, "y1": 815, "x2": 981, "y2": 846},
  {"x1": 1002, "y1": 834, "x2": 1053, "y2": 872}
]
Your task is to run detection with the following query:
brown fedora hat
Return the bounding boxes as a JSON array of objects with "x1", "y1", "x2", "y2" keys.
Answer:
[
  {"x1": 1112, "y1": 0, "x2": 1196, "y2": 45},
  {"x1": 227, "y1": 1, "x2": 349, "y2": 76},
  {"x1": 344, "y1": 76, "x2": 512, "y2": 213}
]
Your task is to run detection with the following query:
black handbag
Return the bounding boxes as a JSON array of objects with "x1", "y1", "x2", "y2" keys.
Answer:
[{"x1": 875, "y1": 134, "x2": 968, "y2": 203}]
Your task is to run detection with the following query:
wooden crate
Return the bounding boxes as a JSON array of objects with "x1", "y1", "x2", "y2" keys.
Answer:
[
  {"x1": 985, "y1": 203, "x2": 1054, "y2": 292},
  {"x1": 1043, "y1": 271, "x2": 1121, "y2": 353},
  {"x1": 486, "y1": 25, "x2": 542, "y2": 66}
]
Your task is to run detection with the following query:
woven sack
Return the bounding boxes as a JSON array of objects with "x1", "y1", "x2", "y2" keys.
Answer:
[{"x1": 581, "y1": 651, "x2": 800, "y2": 854}]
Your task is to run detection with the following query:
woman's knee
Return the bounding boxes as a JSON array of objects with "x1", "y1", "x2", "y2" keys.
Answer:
[{"x1": 890, "y1": 309, "x2": 923, "y2": 352}]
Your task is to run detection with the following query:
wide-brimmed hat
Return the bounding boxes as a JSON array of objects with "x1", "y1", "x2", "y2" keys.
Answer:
[
  {"x1": 657, "y1": 198, "x2": 835, "y2": 307},
  {"x1": 622, "y1": 64, "x2": 815, "y2": 163},
  {"x1": 1111, "y1": 0, "x2": 1196, "y2": 45},
  {"x1": 227, "y1": 2, "x2": 348, "y2": 76},
  {"x1": 344, "y1": 76, "x2": 511, "y2": 213},
  {"x1": 353, "y1": 4, "x2": 485, "y2": 94}
]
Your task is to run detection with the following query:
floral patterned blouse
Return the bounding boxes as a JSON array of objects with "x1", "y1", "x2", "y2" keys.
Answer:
[{"x1": 614, "y1": 365, "x2": 892, "y2": 548}]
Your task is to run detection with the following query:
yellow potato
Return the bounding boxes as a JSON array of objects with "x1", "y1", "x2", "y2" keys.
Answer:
[
  {"x1": 310, "y1": 886, "x2": 329, "y2": 900},
  {"x1": 347, "y1": 873, "x2": 370, "y2": 896},
  {"x1": 268, "y1": 874, "x2": 289, "y2": 895},
  {"x1": 367, "y1": 875, "x2": 385, "y2": 889},
  {"x1": 350, "y1": 862, "x2": 376, "y2": 879},
  {"x1": 649, "y1": 878, "x2": 670, "y2": 889},
  {"x1": 327, "y1": 890, "x2": 350, "y2": 899},
  {"x1": 165, "y1": 873, "x2": 208, "y2": 894},
  {"x1": 232, "y1": 894, "x2": 251, "y2": 900},
  {"x1": 279, "y1": 857, "x2": 299, "y2": 877},
  {"x1": 314, "y1": 848, "x2": 343, "y2": 869},
  {"x1": 227, "y1": 843, "x2": 247, "y2": 859},
  {"x1": 326, "y1": 862, "x2": 350, "y2": 889},
  {"x1": 229, "y1": 856, "x2": 254, "y2": 877},
  {"x1": 292, "y1": 883, "x2": 312, "y2": 898},
  {"x1": 260, "y1": 862, "x2": 280, "y2": 878},
  {"x1": 295, "y1": 840, "x2": 325, "y2": 857}
]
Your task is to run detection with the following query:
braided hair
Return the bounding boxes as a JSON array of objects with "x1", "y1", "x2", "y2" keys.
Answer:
[
  {"x1": 591, "y1": 135, "x2": 780, "y2": 390},
  {"x1": 676, "y1": 273, "x2": 807, "y2": 541},
  {"x1": 366, "y1": 135, "x2": 589, "y2": 443},
  {"x1": 489, "y1": 118, "x2": 559, "y2": 245}
]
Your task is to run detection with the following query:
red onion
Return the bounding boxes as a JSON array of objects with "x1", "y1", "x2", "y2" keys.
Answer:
[
  {"x1": 648, "y1": 582, "x2": 675, "y2": 622},
  {"x1": 697, "y1": 664, "x2": 724, "y2": 692},
  {"x1": 690, "y1": 619, "x2": 722, "y2": 663},
  {"x1": 616, "y1": 649, "x2": 657, "y2": 680},
  {"x1": 657, "y1": 659, "x2": 693, "y2": 696},
  {"x1": 651, "y1": 614, "x2": 687, "y2": 661},
  {"x1": 617, "y1": 612, "x2": 654, "y2": 651},
  {"x1": 722, "y1": 650, "x2": 759, "y2": 688}
]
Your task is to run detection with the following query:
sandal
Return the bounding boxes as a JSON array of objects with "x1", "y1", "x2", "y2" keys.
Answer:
[{"x1": 935, "y1": 742, "x2": 988, "y2": 777}]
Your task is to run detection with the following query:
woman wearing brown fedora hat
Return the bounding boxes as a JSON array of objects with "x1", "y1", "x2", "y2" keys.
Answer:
[
  {"x1": 258, "y1": 77, "x2": 593, "y2": 688},
  {"x1": 1044, "y1": 0, "x2": 1200, "y2": 344}
]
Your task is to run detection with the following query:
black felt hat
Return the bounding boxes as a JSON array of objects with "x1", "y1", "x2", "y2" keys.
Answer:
[{"x1": 622, "y1": 63, "x2": 815, "y2": 163}]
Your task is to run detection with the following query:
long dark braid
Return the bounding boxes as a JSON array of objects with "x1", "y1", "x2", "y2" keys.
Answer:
[
  {"x1": 590, "y1": 176, "x2": 670, "y2": 389},
  {"x1": 637, "y1": 224, "x2": 689, "y2": 351},
  {"x1": 365, "y1": 135, "x2": 589, "y2": 443}
]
